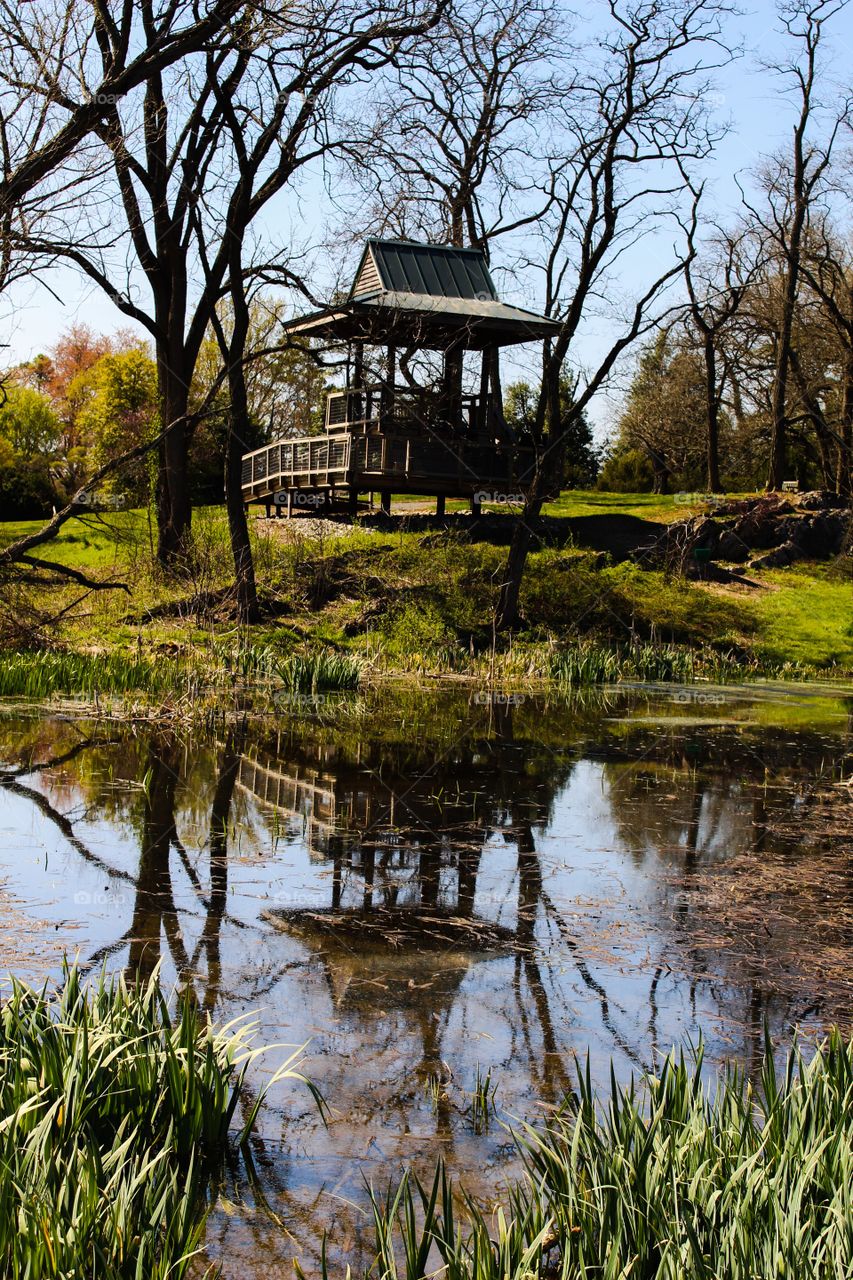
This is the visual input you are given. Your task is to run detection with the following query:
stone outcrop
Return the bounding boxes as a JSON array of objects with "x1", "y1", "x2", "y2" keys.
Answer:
[{"x1": 636, "y1": 491, "x2": 851, "y2": 573}]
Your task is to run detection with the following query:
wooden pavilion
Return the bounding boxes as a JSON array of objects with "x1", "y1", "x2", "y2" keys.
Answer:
[{"x1": 240, "y1": 238, "x2": 561, "y2": 515}]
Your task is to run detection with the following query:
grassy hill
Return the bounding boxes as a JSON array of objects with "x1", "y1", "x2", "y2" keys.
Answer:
[{"x1": 1, "y1": 493, "x2": 851, "y2": 680}]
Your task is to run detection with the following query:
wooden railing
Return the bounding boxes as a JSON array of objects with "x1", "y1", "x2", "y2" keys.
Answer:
[
  {"x1": 241, "y1": 385, "x2": 537, "y2": 501},
  {"x1": 241, "y1": 425, "x2": 536, "y2": 500},
  {"x1": 325, "y1": 385, "x2": 492, "y2": 435}
]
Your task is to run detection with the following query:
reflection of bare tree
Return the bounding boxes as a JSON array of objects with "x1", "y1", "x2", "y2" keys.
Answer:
[
  {"x1": 197, "y1": 732, "x2": 242, "y2": 1013},
  {"x1": 0, "y1": 774, "x2": 137, "y2": 888},
  {"x1": 127, "y1": 734, "x2": 187, "y2": 984}
]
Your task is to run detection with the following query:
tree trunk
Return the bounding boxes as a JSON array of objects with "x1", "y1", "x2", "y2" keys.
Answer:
[
  {"x1": 495, "y1": 500, "x2": 539, "y2": 631},
  {"x1": 837, "y1": 353, "x2": 853, "y2": 497},
  {"x1": 651, "y1": 452, "x2": 670, "y2": 494},
  {"x1": 156, "y1": 359, "x2": 192, "y2": 565},
  {"x1": 703, "y1": 333, "x2": 722, "y2": 493},
  {"x1": 225, "y1": 393, "x2": 260, "y2": 623},
  {"x1": 495, "y1": 368, "x2": 557, "y2": 631},
  {"x1": 812, "y1": 418, "x2": 835, "y2": 489},
  {"x1": 767, "y1": 76, "x2": 812, "y2": 491}
]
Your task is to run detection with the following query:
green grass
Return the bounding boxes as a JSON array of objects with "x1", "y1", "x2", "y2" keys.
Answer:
[
  {"x1": 360, "y1": 1032, "x2": 853, "y2": 1280},
  {"x1": 0, "y1": 509, "x2": 152, "y2": 569},
  {"x1": 541, "y1": 488, "x2": 715, "y2": 522},
  {"x1": 744, "y1": 564, "x2": 853, "y2": 669},
  {"x1": 1, "y1": 496, "x2": 849, "y2": 682},
  {"x1": 0, "y1": 964, "x2": 305, "y2": 1280}
]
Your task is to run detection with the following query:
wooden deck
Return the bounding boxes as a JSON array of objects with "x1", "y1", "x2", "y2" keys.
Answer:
[{"x1": 241, "y1": 386, "x2": 538, "y2": 508}]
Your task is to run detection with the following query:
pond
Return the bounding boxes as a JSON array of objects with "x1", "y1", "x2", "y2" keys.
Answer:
[{"x1": 1, "y1": 681, "x2": 851, "y2": 1275}]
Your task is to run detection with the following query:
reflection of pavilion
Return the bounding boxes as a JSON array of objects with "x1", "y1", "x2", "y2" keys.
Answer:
[{"x1": 232, "y1": 721, "x2": 569, "y2": 923}]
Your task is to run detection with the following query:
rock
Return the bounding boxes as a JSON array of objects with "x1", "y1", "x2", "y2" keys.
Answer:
[
  {"x1": 716, "y1": 529, "x2": 750, "y2": 562},
  {"x1": 732, "y1": 501, "x2": 793, "y2": 548},
  {"x1": 784, "y1": 511, "x2": 849, "y2": 556},
  {"x1": 748, "y1": 540, "x2": 808, "y2": 570},
  {"x1": 792, "y1": 489, "x2": 851, "y2": 511}
]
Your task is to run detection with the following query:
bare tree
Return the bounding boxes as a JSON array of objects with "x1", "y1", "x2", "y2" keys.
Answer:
[
  {"x1": 0, "y1": 0, "x2": 246, "y2": 294},
  {"x1": 741, "y1": 0, "x2": 850, "y2": 491},
  {"x1": 194, "y1": 1, "x2": 448, "y2": 619},
  {"x1": 12, "y1": 0, "x2": 444, "y2": 573},
  {"x1": 343, "y1": 0, "x2": 564, "y2": 251},
  {"x1": 682, "y1": 190, "x2": 761, "y2": 492},
  {"x1": 799, "y1": 219, "x2": 853, "y2": 493},
  {"x1": 494, "y1": 0, "x2": 733, "y2": 629}
]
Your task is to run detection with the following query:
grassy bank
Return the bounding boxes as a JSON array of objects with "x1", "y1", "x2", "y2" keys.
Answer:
[
  {"x1": 0, "y1": 965, "x2": 303, "y2": 1280},
  {"x1": 1, "y1": 495, "x2": 851, "y2": 692},
  {"x1": 362, "y1": 1033, "x2": 853, "y2": 1280}
]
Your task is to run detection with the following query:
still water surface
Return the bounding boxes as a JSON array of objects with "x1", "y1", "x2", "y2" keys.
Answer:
[{"x1": 0, "y1": 682, "x2": 851, "y2": 1273}]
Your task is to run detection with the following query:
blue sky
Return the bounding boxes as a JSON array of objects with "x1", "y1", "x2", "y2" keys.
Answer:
[{"x1": 3, "y1": 1, "x2": 853, "y2": 437}]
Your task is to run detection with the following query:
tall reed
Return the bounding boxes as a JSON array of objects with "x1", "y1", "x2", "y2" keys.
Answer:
[
  {"x1": 360, "y1": 1033, "x2": 853, "y2": 1280},
  {"x1": 0, "y1": 964, "x2": 305, "y2": 1279},
  {"x1": 549, "y1": 642, "x2": 748, "y2": 688}
]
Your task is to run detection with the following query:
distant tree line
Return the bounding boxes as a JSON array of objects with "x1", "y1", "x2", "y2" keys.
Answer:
[{"x1": 1, "y1": 319, "x2": 328, "y2": 519}]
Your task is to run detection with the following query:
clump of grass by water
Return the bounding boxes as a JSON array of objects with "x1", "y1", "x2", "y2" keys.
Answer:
[
  {"x1": 549, "y1": 641, "x2": 751, "y2": 687},
  {"x1": 0, "y1": 964, "x2": 305, "y2": 1280},
  {"x1": 0, "y1": 650, "x2": 191, "y2": 698},
  {"x1": 274, "y1": 650, "x2": 363, "y2": 693},
  {"x1": 363, "y1": 1032, "x2": 853, "y2": 1280},
  {"x1": 470, "y1": 1064, "x2": 498, "y2": 1134},
  {"x1": 0, "y1": 644, "x2": 364, "y2": 704}
]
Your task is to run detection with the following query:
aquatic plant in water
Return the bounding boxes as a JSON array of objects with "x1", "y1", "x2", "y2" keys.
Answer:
[
  {"x1": 0, "y1": 964, "x2": 306, "y2": 1279},
  {"x1": 362, "y1": 1033, "x2": 853, "y2": 1280}
]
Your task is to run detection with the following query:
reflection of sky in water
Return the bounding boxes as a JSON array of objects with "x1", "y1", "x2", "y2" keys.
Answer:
[{"x1": 0, "y1": 684, "x2": 851, "y2": 1276}]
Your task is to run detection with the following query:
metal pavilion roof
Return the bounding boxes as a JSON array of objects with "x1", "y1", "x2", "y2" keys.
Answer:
[
  {"x1": 282, "y1": 239, "x2": 561, "y2": 350},
  {"x1": 351, "y1": 239, "x2": 499, "y2": 301}
]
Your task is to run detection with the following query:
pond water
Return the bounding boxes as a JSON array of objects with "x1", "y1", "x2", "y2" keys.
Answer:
[{"x1": 0, "y1": 681, "x2": 851, "y2": 1274}]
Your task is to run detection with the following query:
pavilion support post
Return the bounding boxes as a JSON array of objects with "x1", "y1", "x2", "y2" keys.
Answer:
[
  {"x1": 348, "y1": 488, "x2": 359, "y2": 516},
  {"x1": 443, "y1": 341, "x2": 464, "y2": 432},
  {"x1": 286, "y1": 491, "x2": 293, "y2": 518},
  {"x1": 436, "y1": 494, "x2": 446, "y2": 517},
  {"x1": 380, "y1": 491, "x2": 391, "y2": 515},
  {"x1": 489, "y1": 347, "x2": 505, "y2": 429},
  {"x1": 479, "y1": 347, "x2": 493, "y2": 437},
  {"x1": 352, "y1": 341, "x2": 365, "y2": 424},
  {"x1": 383, "y1": 344, "x2": 397, "y2": 430},
  {"x1": 470, "y1": 494, "x2": 481, "y2": 518}
]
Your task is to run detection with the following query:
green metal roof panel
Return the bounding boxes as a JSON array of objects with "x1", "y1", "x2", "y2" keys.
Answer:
[{"x1": 366, "y1": 239, "x2": 498, "y2": 301}]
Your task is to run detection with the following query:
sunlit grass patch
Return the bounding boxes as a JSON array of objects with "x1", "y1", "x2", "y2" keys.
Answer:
[{"x1": 744, "y1": 562, "x2": 853, "y2": 669}]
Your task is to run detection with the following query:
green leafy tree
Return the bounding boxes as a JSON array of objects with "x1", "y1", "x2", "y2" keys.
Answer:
[
  {"x1": 0, "y1": 386, "x2": 60, "y2": 462},
  {"x1": 74, "y1": 348, "x2": 159, "y2": 502},
  {"x1": 505, "y1": 373, "x2": 599, "y2": 487},
  {"x1": 0, "y1": 392, "x2": 59, "y2": 517}
]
